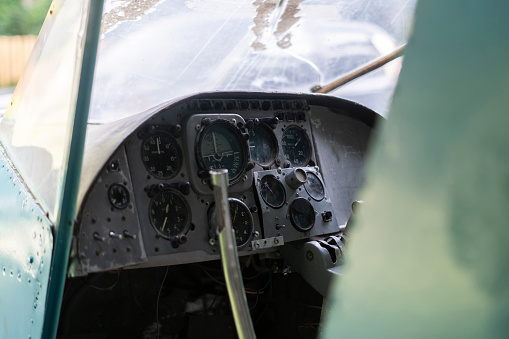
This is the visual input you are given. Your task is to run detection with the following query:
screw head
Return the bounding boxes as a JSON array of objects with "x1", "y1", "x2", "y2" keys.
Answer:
[{"x1": 306, "y1": 251, "x2": 313, "y2": 261}]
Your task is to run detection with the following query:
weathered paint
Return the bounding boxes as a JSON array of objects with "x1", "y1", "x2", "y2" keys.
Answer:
[{"x1": 0, "y1": 146, "x2": 53, "y2": 339}]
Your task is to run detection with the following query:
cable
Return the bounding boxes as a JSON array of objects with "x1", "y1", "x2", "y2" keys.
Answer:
[
  {"x1": 203, "y1": 268, "x2": 263, "y2": 294},
  {"x1": 255, "y1": 270, "x2": 273, "y2": 325},
  {"x1": 85, "y1": 272, "x2": 119, "y2": 291},
  {"x1": 203, "y1": 268, "x2": 226, "y2": 286},
  {"x1": 156, "y1": 266, "x2": 169, "y2": 339},
  {"x1": 250, "y1": 271, "x2": 273, "y2": 310},
  {"x1": 249, "y1": 292, "x2": 260, "y2": 311},
  {"x1": 128, "y1": 270, "x2": 145, "y2": 314}
]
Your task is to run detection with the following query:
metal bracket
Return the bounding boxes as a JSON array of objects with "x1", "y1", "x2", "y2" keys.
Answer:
[{"x1": 251, "y1": 236, "x2": 284, "y2": 250}]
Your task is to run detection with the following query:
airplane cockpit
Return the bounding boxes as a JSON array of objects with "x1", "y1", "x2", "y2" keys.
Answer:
[
  {"x1": 74, "y1": 92, "x2": 374, "y2": 278},
  {"x1": 0, "y1": 0, "x2": 424, "y2": 338}
]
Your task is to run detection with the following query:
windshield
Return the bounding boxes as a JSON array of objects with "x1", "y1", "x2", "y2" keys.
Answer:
[
  {"x1": 91, "y1": 0, "x2": 416, "y2": 123},
  {"x1": 0, "y1": 0, "x2": 416, "y2": 218},
  {"x1": 0, "y1": 0, "x2": 89, "y2": 220}
]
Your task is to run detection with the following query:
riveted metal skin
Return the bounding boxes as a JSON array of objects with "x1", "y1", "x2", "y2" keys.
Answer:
[{"x1": 0, "y1": 146, "x2": 53, "y2": 339}]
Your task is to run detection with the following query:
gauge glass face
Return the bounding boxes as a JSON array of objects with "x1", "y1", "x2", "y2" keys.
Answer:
[
  {"x1": 149, "y1": 189, "x2": 191, "y2": 239},
  {"x1": 304, "y1": 172, "x2": 325, "y2": 201},
  {"x1": 229, "y1": 199, "x2": 254, "y2": 247},
  {"x1": 289, "y1": 197, "x2": 315, "y2": 232},
  {"x1": 248, "y1": 123, "x2": 277, "y2": 166},
  {"x1": 142, "y1": 132, "x2": 182, "y2": 179},
  {"x1": 108, "y1": 183, "x2": 130, "y2": 209},
  {"x1": 260, "y1": 175, "x2": 286, "y2": 208},
  {"x1": 210, "y1": 198, "x2": 254, "y2": 247},
  {"x1": 281, "y1": 125, "x2": 311, "y2": 167},
  {"x1": 199, "y1": 122, "x2": 246, "y2": 182}
]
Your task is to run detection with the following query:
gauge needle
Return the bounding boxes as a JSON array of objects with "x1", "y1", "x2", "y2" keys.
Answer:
[
  {"x1": 166, "y1": 204, "x2": 169, "y2": 213},
  {"x1": 266, "y1": 184, "x2": 275, "y2": 197},
  {"x1": 212, "y1": 132, "x2": 218, "y2": 154},
  {"x1": 295, "y1": 138, "x2": 301, "y2": 147},
  {"x1": 161, "y1": 216, "x2": 168, "y2": 231},
  {"x1": 157, "y1": 137, "x2": 161, "y2": 154}
]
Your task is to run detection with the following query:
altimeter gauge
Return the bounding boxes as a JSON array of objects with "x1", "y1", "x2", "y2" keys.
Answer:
[{"x1": 149, "y1": 189, "x2": 191, "y2": 240}]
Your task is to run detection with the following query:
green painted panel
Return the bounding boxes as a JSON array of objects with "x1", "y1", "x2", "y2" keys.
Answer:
[
  {"x1": 42, "y1": 1, "x2": 104, "y2": 338},
  {"x1": 322, "y1": 0, "x2": 509, "y2": 338},
  {"x1": 0, "y1": 146, "x2": 53, "y2": 339}
]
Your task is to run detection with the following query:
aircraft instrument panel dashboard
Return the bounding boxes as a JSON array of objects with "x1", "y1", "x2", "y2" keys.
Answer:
[{"x1": 72, "y1": 93, "x2": 376, "y2": 276}]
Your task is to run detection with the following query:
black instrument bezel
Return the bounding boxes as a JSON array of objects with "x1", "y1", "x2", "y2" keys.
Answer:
[
  {"x1": 195, "y1": 119, "x2": 249, "y2": 185},
  {"x1": 259, "y1": 174, "x2": 286, "y2": 209},
  {"x1": 208, "y1": 197, "x2": 255, "y2": 248},
  {"x1": 148, "y1": 187, "x2": 192, "y2": 241},
  {"x1": 289, "y1": 197, "x2": 315, "y2": 232},
  {"x1": 281, "y1": 125, "x2": 312, "y2": 167},
  {"x1": 248, "y1": 122, "x2": 279, "y2": 167},
  {"x1": 141, "y1": 130, "x2": 183, "y2": 179}
]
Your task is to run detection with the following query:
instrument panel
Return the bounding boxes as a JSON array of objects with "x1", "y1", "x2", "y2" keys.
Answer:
[{"x1": 72, "y1": 93, "x2": 375, "y2": 276}]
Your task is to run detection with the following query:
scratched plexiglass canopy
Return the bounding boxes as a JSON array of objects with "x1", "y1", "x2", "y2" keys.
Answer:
[
  {"x1": 91, "y1": 0, "x2": 417, "y2": 122},
  {"x1": 0, "y1": 0, "x2": 416, "y2": 222}
]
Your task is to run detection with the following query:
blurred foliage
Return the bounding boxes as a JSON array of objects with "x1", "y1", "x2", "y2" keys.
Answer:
[{"x1": 0, "y1": 0, "x2": 52, "y2": 36}]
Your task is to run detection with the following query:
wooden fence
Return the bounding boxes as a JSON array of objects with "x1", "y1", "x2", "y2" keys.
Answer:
[{"x1": 0, "y1": 35, "x2": 37, "y2": 88}]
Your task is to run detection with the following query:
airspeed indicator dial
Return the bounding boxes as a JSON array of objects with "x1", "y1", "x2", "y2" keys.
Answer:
[{"x1": 281, "y1": 125, "x2": 311, "y2": 167}]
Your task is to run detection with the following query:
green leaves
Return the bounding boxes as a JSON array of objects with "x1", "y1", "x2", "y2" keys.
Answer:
[{"x1": 0, "y1": 0, "x2": 51, "y2": 36}]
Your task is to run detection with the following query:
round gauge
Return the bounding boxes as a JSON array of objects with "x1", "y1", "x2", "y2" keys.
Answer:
[
  {"x1": 248, "y1": 123, "x2": 278, "y2": 166},
  {"x1": 149, "y1": 189, "x2": 191, "y2": 240},
  {"x1": 259, "y1": 175, "x2": 286, "y2": 208},
  {"x1": 304, "y1": 172, "x2": 325, "y2": 201},
  {"x1": 108, "y1": 183, "x2": 130, "y2": 209},
  {"x1": 281, "y1": 125, "x2": 311, "y2": 167},
  {"x1": 196, "y1": 120, "x2": 248, "y2": 184},
  {"x1": 209, "y1": 198, "x2": 254, "y2": 247},
  {"x1": 141, "y1": 131, "x2": 182, "y2": 179},
  {"x1": 289, "y1": 197, "x2": 315, "y2": 232}
]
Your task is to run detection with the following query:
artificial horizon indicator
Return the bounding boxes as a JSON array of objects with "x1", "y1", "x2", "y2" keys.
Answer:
[{"x1": 196, "y1": 120, "x2": 248, "y2": 184}]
